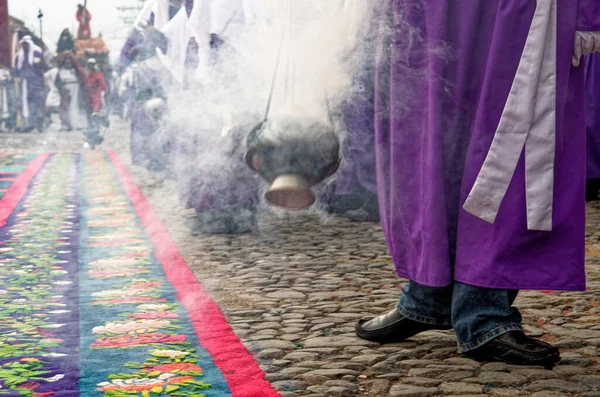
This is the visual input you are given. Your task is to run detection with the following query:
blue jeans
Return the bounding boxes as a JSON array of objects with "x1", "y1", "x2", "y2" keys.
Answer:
[{"x1": 398, "y1": 281, "x2": 522, "y2": 352}]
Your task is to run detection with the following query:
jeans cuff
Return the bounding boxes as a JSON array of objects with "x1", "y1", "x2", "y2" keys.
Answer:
[
  {"x1": 458, "y1": 323, "x2": 523, "y2": 353},
  {"x1": 397, "y1": 304, "x2": 452, "y2": 327}
]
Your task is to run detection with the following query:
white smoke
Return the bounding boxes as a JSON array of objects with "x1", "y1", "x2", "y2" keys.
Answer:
[{"x1": 147, "y1": 0, "x2": 381, "y2": 222}]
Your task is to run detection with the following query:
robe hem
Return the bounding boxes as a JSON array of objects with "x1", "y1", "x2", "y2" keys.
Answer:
[
  {"x1": 394, "y1": 270, "x2": 586, "y2": 291},
  {"x1": 453, "y1": 276, "x2": 586, "y2": 292},
  {"x1": 394, "y1": 269, "x2": 451, "y2": 288}
]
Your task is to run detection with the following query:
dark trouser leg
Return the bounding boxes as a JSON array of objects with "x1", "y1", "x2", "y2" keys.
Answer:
[
  {"x1": 34, "y1": 103, "x2": 45, "y2": 132},
  {"x1": 358, "y1": 279, "x2": 558, "y2": 369},
  {"x1": 358, "y1": 280, "x2": 520, "y2": 344},
  {"x1": 355, "y1": 280, "x2": 452, "y2": 343},
  {"x1": 450, "y1": 282, "x2": 522, "y2": 352},
  {"x1": 586, "y1": 178, "x2": 600, "y2": 201},
  {"x1": 397, "y1": 280, "x2": 452, "y2": 327},
  {"x1": 452, "y1": 282, "x2": 559, "y2": 368}
]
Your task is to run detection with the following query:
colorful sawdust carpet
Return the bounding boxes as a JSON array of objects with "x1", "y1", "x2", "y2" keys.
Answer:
[
  {"x1": 0, "y1": 154, "x2": 39, "y2": 199},
  {"x1": 0, "y1": 152, "x2": 279, "y2": 397}
]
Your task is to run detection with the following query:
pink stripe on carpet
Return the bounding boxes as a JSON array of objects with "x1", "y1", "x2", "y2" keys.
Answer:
[
  {"x1": 107, "y1": 150, "x2": 281, "y2": 397},
  {"x1": 0, "y1": 154, "x2": 49, "y2": 228}
]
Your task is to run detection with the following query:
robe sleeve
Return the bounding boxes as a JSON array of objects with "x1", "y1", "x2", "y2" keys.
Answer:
[
  {"x1": 578, "y1": 0, "x2": 600, "y2": 31},
  {"x1": 572, "y1": 0, "x2": 600, "y2": 66}
]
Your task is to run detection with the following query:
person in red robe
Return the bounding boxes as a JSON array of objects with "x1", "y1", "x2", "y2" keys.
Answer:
[
  {"x1": 86, "y1": 59, "x2": 107, "y2": 113},
  {"x1": 76, "y1": 4, "x2": 92, "y2": 39}
]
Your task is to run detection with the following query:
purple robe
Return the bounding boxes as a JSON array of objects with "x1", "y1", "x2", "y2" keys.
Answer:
[
  {"x1": 174, "y1": 2, "x2": 259, "y2": 214},
  {"x1": 376, "y1": 0, "x2": 599, "y2": 291},
  {"x1": 586, "y1": 54, "x2": 600, "y2": 179},
  {"x1": 174, "y1": 125, "x2": 259, "y2": 212},
  {"x1": 335, "y1": 72, "x2": 377, "y2": 196},
  {"x1": 128, "y1": 60, "x2": 175, "y2": 168},
  {"x1": 15, "y1": 49, "x2": 45, "y2": 130},
  {"x1": 118, "y1": 30, "x2": 144, "y2": 72},
  {"x1": 330, "y1": 8, "x2": 380, "y2": 206}
]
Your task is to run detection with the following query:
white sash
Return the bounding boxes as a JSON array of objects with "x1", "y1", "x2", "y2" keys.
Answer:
[
  {"x1": 22, "y1": 79, "x2": 29, "y2": 120},
  {"x1": 463, "y1": 0, "x2": 557, "y2": 231}
]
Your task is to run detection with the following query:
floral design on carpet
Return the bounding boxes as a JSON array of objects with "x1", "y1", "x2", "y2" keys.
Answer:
[
  {"x1": 0, "y1": 151, "x2": 277, "y2": 396},
  {"x1": 0, "y1": 154, "x2": 79, "y2": 396},
  {"x1": 80, "y1": 152, "x2": 230, "y2": 397}
]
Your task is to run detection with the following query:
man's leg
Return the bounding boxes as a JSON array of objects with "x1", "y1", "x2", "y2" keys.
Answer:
[
  {"x1": 356, "y1": 280, "x2": 452, "y2": 343},
  {"x1": 452, "y1": 282, "x2": 560, "y2": 368}
]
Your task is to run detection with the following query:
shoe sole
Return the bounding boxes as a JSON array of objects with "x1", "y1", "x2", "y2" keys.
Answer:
[
  {"x1": 460, "y1": 350, "x2": 561, "y2": 370},
  {"x1": 355, "y1": 320, "x2": 452, "y2": 344}
]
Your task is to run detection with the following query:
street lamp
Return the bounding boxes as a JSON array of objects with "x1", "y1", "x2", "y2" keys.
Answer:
[{"x1": 37, "y1": 8, "x2": 43, "y2": 42}]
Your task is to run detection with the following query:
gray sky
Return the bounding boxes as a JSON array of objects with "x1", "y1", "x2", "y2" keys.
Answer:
[{"x1": 8, "y1": 0, "x2": 143, "y2": 62}]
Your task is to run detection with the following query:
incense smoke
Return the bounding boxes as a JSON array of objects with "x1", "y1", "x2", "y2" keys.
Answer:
[{"x1": 133, "y1": 0, "x2": 383, "y2": 231}]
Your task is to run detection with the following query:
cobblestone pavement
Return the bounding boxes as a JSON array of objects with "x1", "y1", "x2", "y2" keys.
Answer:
[{"x1": 1, "y1": 121, "x2": 600, "y2": 396}]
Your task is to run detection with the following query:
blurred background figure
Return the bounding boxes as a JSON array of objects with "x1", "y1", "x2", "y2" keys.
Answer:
[
  {"x1": 14, "y1": 35, "x2": 44, "y2": 133},
  {"x1": 172, "y1": 0, "x2": 260, "y2": 235},
  {"x1": 57, "y1": 29, "x2": 75, "y2": 55},
  {"x1": 86, "y1": 58, "x2": 107, "y2": 114},
  {"x1": 44, "y1": 61, "x2": 61, "y2": 128},
  {"x1": 56, "y1": 54, "x2": 89, "y2": 131},
  {"x1": 0, "y1": 67, "x2": 16, "y2": 131},
  {"x1": 119, "y1": 27, "x2": 174, "y2": 169}
]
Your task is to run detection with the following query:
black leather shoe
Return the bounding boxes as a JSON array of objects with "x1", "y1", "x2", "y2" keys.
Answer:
[
  {"x1": 356, "y1": 308, "x2": 452, "y2": 344},
  {"x1": 461, "y1": 330, "x2": 560, "y2": 369}
]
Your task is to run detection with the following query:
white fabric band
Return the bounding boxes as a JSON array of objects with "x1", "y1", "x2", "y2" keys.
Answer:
[{"x1": 463, "y1": 0, "x2": 557, "y2": 231}]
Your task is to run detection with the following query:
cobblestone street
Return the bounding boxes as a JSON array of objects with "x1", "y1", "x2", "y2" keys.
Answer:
[{"x1": 1, "y1": 121, "x2": 600, "y2": 396}]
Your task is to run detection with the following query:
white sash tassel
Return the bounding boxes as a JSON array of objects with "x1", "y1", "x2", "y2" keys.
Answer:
[{"x1": 463, "y1": 0, "x2": 557, "y2": 231}]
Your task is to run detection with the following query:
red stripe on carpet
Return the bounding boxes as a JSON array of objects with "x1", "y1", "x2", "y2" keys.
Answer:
[
  {"x1": 107, "y1": 151, "x2": 281, "y2": 397},
  {"x1": 0, "y1": 154, "x2": 49, "y2": 228}
]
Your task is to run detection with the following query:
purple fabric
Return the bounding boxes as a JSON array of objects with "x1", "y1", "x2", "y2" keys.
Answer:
[
  {"x1": 586, "y1": 54, "x2": 600, "y2": 179},
  {"x1": 118, "y1": 30, "x2": 144, "y2": 71},
  {"x1": 185, "y1": 0, "x2": 194, "y2": 16},
  {"x1": 334, "y1": 6, "x2": 382, "y2": 198},
  {"x1": 16, "y1": 49, "x2": 45, "y2": 130},
  {"x1": 130, "y1": 102, "x2": 156, "y2": 166},
  {"x1": 376, "y1": 0, "x2": 596, "y2": 291},
  {"x1": 336, "y1": 81, "x2": 377, "y2": 196},
  {"x1": 174, "y1": 128, "x2": 259, "y2": 212}
]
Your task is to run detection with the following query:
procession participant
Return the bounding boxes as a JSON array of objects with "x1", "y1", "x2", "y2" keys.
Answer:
[
  {"x1": 14, "y1": 36, "x2": 45, "y2": 133},
  {"x1": 134, "y1": 0, "x2": 171, "y2": 32},
  {"x1": 118, "y1": 0, "x2": 171, "y2": 73},
  {"x1": 175, "y1": 0, "x2": 260, "y2": 235},
  {"x1": 120, "y1": 28, "x2": 175, "y2": 169},
  {"x1": 56, "y1": 54, "x2": 90, "y2": 131},
  {"x1": 44, "y1": 62, "x2": 61, "y2": 127},
  {"x1": 86, "y1": 58, "x2": 108, "y2": 114},
  {"x1": 57, "y1": 29, "x2": 75, "y2": 55},
  {"x1": 0, "y1": 67, "x2": 16, "y2": 131},
  {"x1": 356, "y1": 0, "x2": 600, "y2": 368}
]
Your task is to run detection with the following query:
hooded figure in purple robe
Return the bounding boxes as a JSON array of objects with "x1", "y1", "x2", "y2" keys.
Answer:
[
  {"x1": 585, "y1": 54, "x2": 600, "y2": 200},
  {"x1": 171, "y1": 0, "x2": 259, "y2": 235},
  {"x1": 355, "y1": 0, "x2": 600, "y2": 368},
  {"x1": 14, "y1": 36, "x2": 45, "y2": 132},
  {"x1": 120, "y1": 28, "x2": 176, "y2": 169}
]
